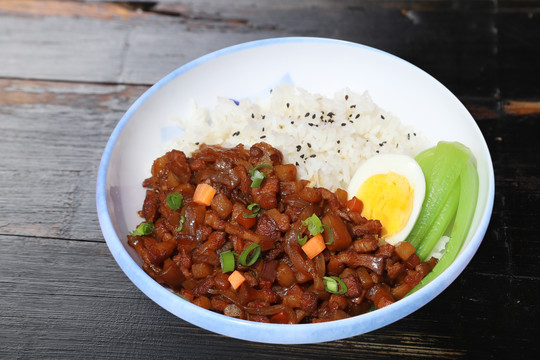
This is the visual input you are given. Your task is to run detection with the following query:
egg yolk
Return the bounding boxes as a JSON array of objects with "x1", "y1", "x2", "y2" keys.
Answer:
[{"x1": 356, "y1": 172, "x2": 414, "y2": 239}]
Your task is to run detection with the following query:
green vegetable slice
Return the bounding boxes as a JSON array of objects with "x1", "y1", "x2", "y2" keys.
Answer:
[
  {"x1": 129, "y1": 222, "x2": 154, "y2": 236},
  {"x1": 166, "y1": 192, "x2": 184, "y2": 210},
  {"x1": 243, "y1": 203, "x2": 261, "y2": 218},
  {"x1": 175, "y1": 216, "x2": 186, "y2": 232},
  {"x1": 297, "y1": 234, "x2": 308, "y2": 246},
  {"x1": 323, "y1": 276, "x2": 348, "y2": 294},
  {"x1": 250, "y1": 170, "x2": 266, "y2": 188},
  {"x1": 220, "y1": 250, "x2": 236, "y2": 273},
  {"x1": 247, "y1": 203, "x2": 261, "y2": 213},
  {"x1": 302, "y1": 214, "x2": 324, "y2": 236},
  {"x1": 410, "y1": 158, "x2": 479, "y2": 293},
  {"x1": 322, "y1": 224, "x2": 334, "y2": 245},
  {"x1": 249, "y1": 164, "x2": 273, "y2": 188},
  {"x1": 416, "y1": 180, "x2": 460, "y2": 261},
  {"x1": 238, "y1": 243, "x2": 261, "y2": 266},
  {"x1": 406, "y1": 141, "x2": 472, "y2": 248}
]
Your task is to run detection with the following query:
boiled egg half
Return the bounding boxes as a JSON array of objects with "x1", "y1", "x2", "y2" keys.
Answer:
[{"x1": 347, "y1": 154, "x2": 426, "y2": 245}]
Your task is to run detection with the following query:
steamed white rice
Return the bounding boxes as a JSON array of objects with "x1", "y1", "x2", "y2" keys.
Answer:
[{"x1": 174, "y1": 84, "x2": 429, "y2": 191}]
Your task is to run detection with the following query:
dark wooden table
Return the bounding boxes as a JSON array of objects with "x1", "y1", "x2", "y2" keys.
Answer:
[{"x1": 2, "y1": 1, "x2": 539, "y2": 358}]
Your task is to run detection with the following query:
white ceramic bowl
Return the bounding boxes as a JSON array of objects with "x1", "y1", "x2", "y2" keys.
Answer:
[{"x1": 96, "y1": 37, "x2": 495, "y2": 344}]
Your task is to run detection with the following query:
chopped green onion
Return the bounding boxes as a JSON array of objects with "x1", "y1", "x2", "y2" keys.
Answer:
[
  {"x1": 220, "y1": 250, "x2": 236, "y2": 273},
  {"x1": 247, "y1": 203, "x2": 261, "y2": 213},
  {"x1": 249, "y1": 164, "x2": 274, "y2": 177},
  {"x1": 322, "y1": 224, "x2": 334, "y2": 245},
  {"x1": 297, "y1": 234, "x2": 308, "y2": 246},
  {"x1": 250, "y1": 170, "x2": 266, "y2": 188},
  {"x1": 129, "y1": 221, "x2": 154, "y2": 236},
  {"x1": 175, "y1": 216, "x2": 186, "y2": 232},
  {"x1": 303, "y1": 214, "x2": 324, "y2": 236},
  {"x1": 249, "y1": 164, "x2": 273, "y2": 188},
  {"x1": 323, "y1": 276, "x2": 348, "y2": 294},
  {"x1": 243, "y1": 203, "x2": 261, "y2": 218},
  {"x1": 238, "y1": 243, "x2": 261, "y2": 266},
  {"x1": 166, "y1": 192, "x2": 184, "y2": 210}
]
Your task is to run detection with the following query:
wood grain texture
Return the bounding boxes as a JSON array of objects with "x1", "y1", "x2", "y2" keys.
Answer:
[
  {"x1": 1, "y1": 0, "x2": 540, "y2": 358},
  {"x1": 1, "y1": 235, "x2": 538, "y2": 359},
  {"x1": 0, "y1": 0, "x2": 499, "y2": 98},
  {"x1": 0, "y1": 79, "x2": 146, "y2": 240}
]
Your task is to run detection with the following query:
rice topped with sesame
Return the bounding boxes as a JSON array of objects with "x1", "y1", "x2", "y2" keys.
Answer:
[{"x1": 174, "y1": 84, "x2": 430, "y2": 191}]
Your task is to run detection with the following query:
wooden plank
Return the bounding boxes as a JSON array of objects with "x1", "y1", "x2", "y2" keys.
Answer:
[
  {"x1": 3, "y1": 235, "x2": 539, "y2": 358},
  {"x1": 474, "y1": 116, "x2": 540, "y2": 279},
  {"x1": 0, "y1": 1, "x2": 281, "y2": 85},
  {"x1": 0, "y1": 79, "x2": 147, "y2": 240},
  {"x1": 0, "y1": 0, "x2": 501, "y2": 99},
  {"x1": 0, "y1": 235, "x2": 470, "y2": 359}
]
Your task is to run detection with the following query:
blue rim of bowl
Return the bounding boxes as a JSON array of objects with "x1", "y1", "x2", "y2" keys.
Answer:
[{"x1": 96, "y1": 36, "x2": 495, "y2": 344}]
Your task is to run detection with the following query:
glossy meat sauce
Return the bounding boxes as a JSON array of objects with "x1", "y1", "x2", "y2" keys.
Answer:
[{"x1": 128, "y1": 142, "x2": 436, "y2": 323}]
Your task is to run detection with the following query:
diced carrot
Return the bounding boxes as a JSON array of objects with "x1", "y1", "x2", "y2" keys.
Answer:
[
  {"x1": 193, "y1": 183, "x2": 216, "y2": 206},
  {"x1": 301, "y1": 233, "x2": 326, "y2": 259},
  {"x1": 228, "y1": 270, "x2": 246, "y2": 290},
  {"x1": 346, "y1": 196, "x2": 363, "y2": 213}
]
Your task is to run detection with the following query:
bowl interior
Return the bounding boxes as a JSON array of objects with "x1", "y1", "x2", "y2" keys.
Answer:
[{"x1": 97, "y1": 37, "x2": 494, "y2": 344}]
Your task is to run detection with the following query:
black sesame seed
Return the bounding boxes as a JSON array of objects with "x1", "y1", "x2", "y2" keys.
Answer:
[
  {"x1": 312, "y1": 114, "x2": 316, "y2": 119},
  {"x1": 327, "y1": 112, "x2": 335, "y2": 117},
  {"x1": 376, "y1": 150, "x2": 379, "y2": 153},
  {"x1": 291, "y1": 121, "x2": 294, "y2": 125},
  {"x1": 260, "y1": 135, "x2": 266, "y2": 139},
  {"x1": 307, "y1": 143, "x2": 312, "y2": 148},
  {"x1": 232, "y1": 131, "x2": 240, "y2": 136},
  {"x1": 381, "y1": 115, "x2": 385, "y2": 120},
  {"x1": 414, "y1": 133, "x2": 417, "y2": 136},
  {"x1": 296, "y1": 145, "x2": 301, "y2": 152},
  {"x1": 286, "y1": 102, "x2": 290, "y2": 108},
  {"x1": 296, "y1": 161, "x2": 299, "y2": 166},
  {"x1": 262, "y1": 115, "x2": 266, "y2": 119},
  {"x1": 309, "y1": 123, "x2": 314, "y2": 126},
  {"x1": 262, "y1": 127, "x2": 265, "y2": 132},
  {"x1": 355, "y1": 114, "x2": 360, "y2": 119},
  {"x1": 195, "y1": 142, "x2": 200, "y2": 145},
  {"x1": 379, "y1": 143, "x2": 384, "y2": 147},
  {"x1": 350, "y1": 104, "x2": 356, "y2": 108},
  {"x1": 345, "y1": 95, "x2": 349, "y2": 100},
  {"x1": 349, "y1": 120, "x2": 353, "y2": 123},
  {"x1": 337, "y1": 140, "x2": 341, "y2": 144},
  {"x1": 310, "y1": 154, "x2": 316, "y2": 158},
  {"x1": 408, "y1": 133, "x2": 410, "y2": 140},
  {"x1": 300, "y1": 154, "x2": 305, "y2": 159},
  {"x1": 338, "y1": 150, "x2": 341, "y2": 153},
  {"x1": 251, "y1": 113, "x2": 254, "y2": 119},
  {"x1": 341, "y1": 123, "x2": 346, "y2": 126},
  {"x1": 305, "y1": 112, "x2": 310, "y2": 117}
]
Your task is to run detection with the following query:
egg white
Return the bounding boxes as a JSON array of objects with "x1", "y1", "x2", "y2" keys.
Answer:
[{"x1": 347, "y1": 154, "x2": 426, "y2": 245}]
